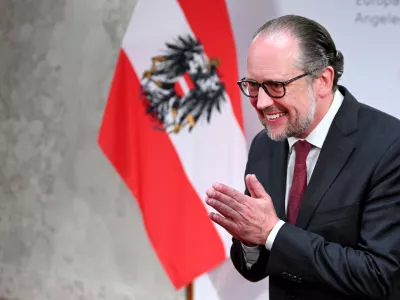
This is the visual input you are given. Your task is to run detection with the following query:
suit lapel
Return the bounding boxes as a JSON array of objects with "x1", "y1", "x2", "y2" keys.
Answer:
[
  {"x1": 295, "y1": 128, "x2": 356, "y2": 228},
  {"x1": 295, "y1": 86, "x2": 359, "y2": 229},
  {"x1": 269, "y1": 140, "x2": 289, "y2": 221}
]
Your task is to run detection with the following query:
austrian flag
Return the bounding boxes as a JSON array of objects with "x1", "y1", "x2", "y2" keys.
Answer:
[{"x1": 98, "y1": 0, "x2": 248, "y2": 293}]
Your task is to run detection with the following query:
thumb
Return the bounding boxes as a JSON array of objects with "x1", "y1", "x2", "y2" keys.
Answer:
[{"x1": 246, "y1": 174, "x2": 268, "y2": 199}]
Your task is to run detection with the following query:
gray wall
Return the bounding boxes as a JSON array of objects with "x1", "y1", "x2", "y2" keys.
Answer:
[{"x1": 0, "y1": 0, "x2": 184, "y2": 299}]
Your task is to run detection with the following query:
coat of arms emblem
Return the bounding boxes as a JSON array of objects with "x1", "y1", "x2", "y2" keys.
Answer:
[{"x1": 140, "y1": 35, "x2": 226, "y2": 134}]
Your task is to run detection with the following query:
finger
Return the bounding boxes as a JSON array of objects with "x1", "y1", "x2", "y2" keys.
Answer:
[
  {"x1": 208, "y1": 212, "x2": 239, "y2": 233},
  {"x1": 245, "y1": 174, "x2": 257, "y2": 198},
  {"x1": 247, "y1": 174, "x2": 268, "y2": 199},
  {"x1": 206, "y1": 188, "x2": 243, "y2": 212},
  {"x1": 205, "y1": 197, "x2": 241, "y2": 220},
  {"x1": 212, "y1": 182, "x2": 247, "y2": 204}
]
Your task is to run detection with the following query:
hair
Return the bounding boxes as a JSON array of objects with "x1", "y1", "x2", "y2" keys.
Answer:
[{"x1": 253, "y1": 15, "x2": 344, "y2": 92}]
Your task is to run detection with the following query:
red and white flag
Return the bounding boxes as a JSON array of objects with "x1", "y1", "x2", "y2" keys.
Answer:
[{"x1": 98, "y1": 0, "x2": 271, "y2": 299}]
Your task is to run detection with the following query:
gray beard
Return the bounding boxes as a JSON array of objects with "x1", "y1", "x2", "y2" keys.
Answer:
[{"x1": 263, "y1": 87, "x2": 316, "y2": 141}]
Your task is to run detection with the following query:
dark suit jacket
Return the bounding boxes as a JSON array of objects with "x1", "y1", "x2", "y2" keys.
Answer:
[{"x1": 231, "y1": 86, "x2": 400, "y2": 300}]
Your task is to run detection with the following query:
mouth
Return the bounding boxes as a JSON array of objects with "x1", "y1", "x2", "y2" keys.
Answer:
[{"x1": 265, "y1": 112, "x2": 287, "y2": 121}]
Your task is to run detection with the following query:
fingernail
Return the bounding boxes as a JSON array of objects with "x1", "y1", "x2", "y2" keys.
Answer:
[
  {"x1": 207, "y1": 188, "x2": 215, "y2": 197},
  {"x1": 213, "y1": 182, "x2": 221, "y2": 189}
]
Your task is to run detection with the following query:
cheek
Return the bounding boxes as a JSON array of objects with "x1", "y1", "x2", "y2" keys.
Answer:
[
  {"x1": 278, "y1": 97, "x2": 304, "y2": 121},
  {"x1": 288, "y1": 105, "x2": 301, "y2": 118},
  {"x1": 281, "y1": 106, "x2": 298, "y2": 125},
  {"x1": 250, "y1": 98, "x2": 258, "y2": 110}
]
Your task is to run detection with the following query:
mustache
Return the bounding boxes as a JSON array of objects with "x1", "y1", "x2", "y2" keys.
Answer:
[{"x1": 262, "y1": 105, "x2": 288, "y2": 113}]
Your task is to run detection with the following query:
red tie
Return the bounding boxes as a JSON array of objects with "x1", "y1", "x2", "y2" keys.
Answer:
[{"x1": 287, "y1": 140, "x2": 312, "y2": 225}]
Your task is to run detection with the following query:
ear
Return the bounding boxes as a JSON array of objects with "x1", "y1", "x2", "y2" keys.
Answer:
[{"x1": 314, "y1": 66, "x2": 335, "y2": 98}]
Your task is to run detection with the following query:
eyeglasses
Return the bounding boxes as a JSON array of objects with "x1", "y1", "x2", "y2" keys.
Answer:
[{"x1": 237, "y1": 72, "x2": 311, "y2": 99}]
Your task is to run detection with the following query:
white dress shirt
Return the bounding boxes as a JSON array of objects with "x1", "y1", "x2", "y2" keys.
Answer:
[{"x1": 241, "y1": 89, "x2": 344, "y2": 268}]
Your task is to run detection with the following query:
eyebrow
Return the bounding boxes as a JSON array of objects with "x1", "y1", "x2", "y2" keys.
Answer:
[
  {"x1": 245, "y1": 73, "x2": 293, "y2": 82},
  {"x1": 244, "y1": 77, "x2": 288, "y2": 82}
]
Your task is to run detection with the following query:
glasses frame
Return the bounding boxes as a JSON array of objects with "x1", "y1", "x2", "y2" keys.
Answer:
[{"x1": 237, "y1": 72, "x2": 311, "y2": 99}]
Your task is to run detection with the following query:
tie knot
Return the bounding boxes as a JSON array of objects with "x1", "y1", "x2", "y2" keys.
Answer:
[{"x1": 294, "y1": 140, "x2": 312, "y2": 163}]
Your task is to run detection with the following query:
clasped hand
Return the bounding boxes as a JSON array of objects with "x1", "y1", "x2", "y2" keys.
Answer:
[{"x1": 205, "y1": 174, "x2": 280, "y2": 246}]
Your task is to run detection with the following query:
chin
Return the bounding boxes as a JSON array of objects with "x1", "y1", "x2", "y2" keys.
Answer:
[{"x1": 263, "y1": 127, "x2": 288, "y2": 141}]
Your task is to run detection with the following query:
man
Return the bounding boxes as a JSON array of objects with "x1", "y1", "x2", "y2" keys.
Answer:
[{"x1": 205, "y1": 15, "x2": 400, "y2": 300}]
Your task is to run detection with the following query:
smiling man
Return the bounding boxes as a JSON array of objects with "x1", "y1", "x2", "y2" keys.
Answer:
[{"x1": 205, "y1": 15, "x2": 400, "y2": 300}]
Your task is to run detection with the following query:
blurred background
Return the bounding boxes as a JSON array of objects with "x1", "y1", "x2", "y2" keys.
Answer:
[{"x1": 0, "y1": 0, "x2": 399, "y2": 299}]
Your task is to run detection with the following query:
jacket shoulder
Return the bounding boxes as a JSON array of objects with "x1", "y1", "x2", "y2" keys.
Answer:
[{"x1": 358, "y1": 102, "x2": 400, "y2": 142}]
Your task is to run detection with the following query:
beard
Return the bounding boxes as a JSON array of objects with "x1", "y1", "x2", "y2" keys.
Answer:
[{"x1": 262, "y1": 85, "x2": 316, "y2": 141}]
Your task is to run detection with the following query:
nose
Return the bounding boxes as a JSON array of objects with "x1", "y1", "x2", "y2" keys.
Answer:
[{"x1": 256, "y1": 87, "x2": 274, "y2": 110}]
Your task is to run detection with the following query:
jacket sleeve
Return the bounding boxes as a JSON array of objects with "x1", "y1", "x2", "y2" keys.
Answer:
[
  {"x1": 230, "y1": 131, "x2": 271, "y2": 282},
  {"x1": 266, "y1": 137, "x2": 400, "y2": 299},
  {"x1": 231, "y1": 237, "x2": 270, "y2": 282}
]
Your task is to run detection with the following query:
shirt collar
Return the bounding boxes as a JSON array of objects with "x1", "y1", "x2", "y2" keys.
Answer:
[{"x1": 288, "y1": 89, "x2": 344, "y2": 152}]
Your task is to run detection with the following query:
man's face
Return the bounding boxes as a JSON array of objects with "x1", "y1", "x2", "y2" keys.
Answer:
[{"x1": 246, "y1": 33, "x2": 317, "y2": 141}]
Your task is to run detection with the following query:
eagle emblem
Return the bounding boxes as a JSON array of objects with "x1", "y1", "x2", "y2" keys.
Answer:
[{"x1": 140, "y1": 35, "x2": 226, "y2": 134}]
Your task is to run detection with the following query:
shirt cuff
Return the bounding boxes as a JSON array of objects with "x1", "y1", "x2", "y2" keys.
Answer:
[
  {"x1": 241, "y1": 242, "x2": 262, "y2": 268},
  {"x1": 265, "y1": 220, "x2": 285, "y2": 250}
]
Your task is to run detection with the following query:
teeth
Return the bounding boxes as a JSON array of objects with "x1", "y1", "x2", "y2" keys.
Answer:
[{"x1": 266, "y1": 113, "x2": 286, "y2": 120}]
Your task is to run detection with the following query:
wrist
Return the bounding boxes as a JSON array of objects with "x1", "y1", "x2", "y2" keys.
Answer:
[{"x1": 263, "y1": 218, "x2": 281, "y2": 244}]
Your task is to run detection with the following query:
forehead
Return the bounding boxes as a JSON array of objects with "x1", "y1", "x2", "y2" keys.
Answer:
[{"x1": 246, "y1": 32, "x2": 299, "y2": 80}]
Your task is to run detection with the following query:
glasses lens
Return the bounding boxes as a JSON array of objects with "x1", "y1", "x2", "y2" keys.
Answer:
[
  {"x1": 239, "y1": 81, "x2": 259, "y2": 97},
  {"x1": 263, "y1": 82, "x2": 284, "y2": 97}
]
